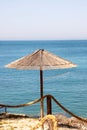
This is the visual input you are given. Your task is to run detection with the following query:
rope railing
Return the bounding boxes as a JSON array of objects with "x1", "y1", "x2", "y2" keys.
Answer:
[{"x1": 0, "y1": 94, "x2": 87, "y2": 123}]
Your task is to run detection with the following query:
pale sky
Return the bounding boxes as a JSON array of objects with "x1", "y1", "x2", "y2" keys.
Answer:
[{"x1": 0, "y1": 0, "x2": 87, "y2": 40}]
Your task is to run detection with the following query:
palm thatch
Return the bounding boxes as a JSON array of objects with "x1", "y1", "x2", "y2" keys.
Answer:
[{"x1": 5, "y1": 49, "x2": 77, "y2": 70}]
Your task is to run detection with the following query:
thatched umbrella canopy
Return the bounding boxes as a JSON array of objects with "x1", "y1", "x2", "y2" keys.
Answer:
[{"x1": 5, "y1": 49, "x2": 77, "y2": 117}]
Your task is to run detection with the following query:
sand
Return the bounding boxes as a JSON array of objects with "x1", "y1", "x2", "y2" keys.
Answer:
[{"x1": 0, "y1": 113, "x2": 87, "y2": 130}]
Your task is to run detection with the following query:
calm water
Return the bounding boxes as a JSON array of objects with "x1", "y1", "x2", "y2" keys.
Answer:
[{"x1": 0, "y1": 40, "x2": 87, "y2": 117}]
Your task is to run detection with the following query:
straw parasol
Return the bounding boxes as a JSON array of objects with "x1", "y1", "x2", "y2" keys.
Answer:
[{"x1": 5, "y1": 49, "x2": 77, "y2": 117}]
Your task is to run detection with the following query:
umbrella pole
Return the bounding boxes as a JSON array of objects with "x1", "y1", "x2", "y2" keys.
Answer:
[{"x1": 40, "y1": 70, "x2": 44, "y2": 118}]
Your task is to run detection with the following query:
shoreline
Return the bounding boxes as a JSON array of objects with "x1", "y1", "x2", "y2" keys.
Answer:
[{"x1": 0, "y1": 113, "x2": 87, "y2": 130}]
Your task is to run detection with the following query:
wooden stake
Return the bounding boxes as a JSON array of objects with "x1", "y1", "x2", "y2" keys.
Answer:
[{"x1": 47, "y1": 95, "x2": 52, "y2": 115}]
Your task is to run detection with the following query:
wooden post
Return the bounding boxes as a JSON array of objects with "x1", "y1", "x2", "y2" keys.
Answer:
[
  {"x1": 47, "y1": 95, "x2": 52, "y2": 115},
  {"x1": 40, "y1": 70, "x2": 44, "y2": 118}
]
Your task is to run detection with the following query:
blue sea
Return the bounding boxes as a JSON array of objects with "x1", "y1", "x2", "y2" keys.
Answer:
[{"x1": 0, "y1": 40, "x2": 87, "y2": 118}]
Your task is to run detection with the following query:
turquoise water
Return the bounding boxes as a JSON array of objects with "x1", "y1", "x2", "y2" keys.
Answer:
[{"x1": 0, "y1": 40, "x2": 87, "y2": 117}]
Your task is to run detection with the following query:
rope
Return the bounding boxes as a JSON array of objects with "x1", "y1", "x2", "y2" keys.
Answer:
[
  {"x1": 0, "y1": 94, "x2": 87, "y2": 123},
  {"x1": 31, "y1": 114, "x2": 58, "y2": 130},
  {"x1": 51, "y1": 95, "x2": 87, "y2": 123},
  {"x1": 0, "y1": 97, "x2": 45, "y2": 108}
]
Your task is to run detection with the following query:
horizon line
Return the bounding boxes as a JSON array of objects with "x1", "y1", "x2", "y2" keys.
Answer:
[{"x1": 0, "y1": 39, "x2": 87, "y2": 41}]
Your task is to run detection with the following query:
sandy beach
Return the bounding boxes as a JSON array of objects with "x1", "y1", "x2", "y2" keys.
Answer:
[{"x1": 0, "y1": 113, "x2": 87, "y2": 130}]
